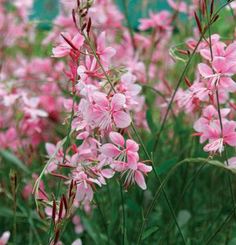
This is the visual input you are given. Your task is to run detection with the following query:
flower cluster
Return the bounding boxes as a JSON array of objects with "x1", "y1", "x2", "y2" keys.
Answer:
[
  {"x1": 46, "y1": 0, "x2": 154, "y2": 208},
  {"x1": 177, "y1": 34, "x2": 236, "y2": 155}
]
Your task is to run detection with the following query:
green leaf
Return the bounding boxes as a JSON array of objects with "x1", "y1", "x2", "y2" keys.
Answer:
[
  {"x1": 0, "y1": 149, "x2": 29, "y2": 174},
  {"x1": 142, "y1": 226, "x2": 159, "y2": 240}
]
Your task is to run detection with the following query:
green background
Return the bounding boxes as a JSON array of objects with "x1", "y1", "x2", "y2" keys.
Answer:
[{"x1": 30, "y1": 0, "x2": 171, "y2": 29}]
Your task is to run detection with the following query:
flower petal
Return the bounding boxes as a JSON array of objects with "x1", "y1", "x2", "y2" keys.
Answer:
[
  {"x1": 135, "y1": 171, "x2": 147, "y2": 190},
  {"x1": 100, "y1": 143, "x2": 121, "y2": 157},
  {"x1": 109, "y1": 131, "x2": 124, "y2": 147},
  {"x1": 113, "y1": 111, "x2": 131, "y2": 128}
]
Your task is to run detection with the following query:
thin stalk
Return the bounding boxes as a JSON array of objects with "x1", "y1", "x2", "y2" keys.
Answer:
[{"x1": 120, "y1": 182, "x2": 126, "y2": 245}]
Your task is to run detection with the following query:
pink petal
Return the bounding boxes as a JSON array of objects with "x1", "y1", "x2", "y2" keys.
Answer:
[
  {"x1": 100, "y1": 143, "x2": 121, "y2": 157},
  {"x1": 93, "y1": 92, "x2": 109, "y2": 107},
  {"x1": 45, "y1": 143, "x2": 56, "y2": 156},
  {"x1": 127, "y1": 152, "x2": 139, "y2": 169},
  {"x1": 212, "y1": 57, "x2": 226, "y2": 72},
  {"x1": 138, "y1": 163, "x2": 152, "y2": 173},
  {"x1": 52, "y1": 46, "x2": 69, "y2": 57},
  {"x1": 198, "y1": 63, "x2": 213, "y2": 77},
  {"x1": 101, "y1": 47, "x2": 116, "y2": 60},
  {"x1": 97, "y1": 31, "x2": 106, "y2": 51},
  {"x1": 109, "y1": 131, "x2": 125, "y2": 147},
  {"x1": 167, "y1": 0, "x2": 187, "y2": 12},
  {"x1": 220, "y1": 77, "x2": 236, "y2": 92},
  {"x1": 126, "y1": 139, "x2": 139, "y2": 152},
  {"x1": 111, "y1": 93, "x2": 126, "y2": 111},
  {"x1": 225, "y1": 42, "x2": 236, "y2": 60},
  {"x1": 113, "y1": 111, "x2": 131, "y2": 128},
  {"x1": 72, "y1": 33, "x2": 85, "y2": 49},
  {"x1": 101, "y1": 169, "x2": 114, "y2": 178},
  {"x1": 134, "y1": 171, "x2": 147, "y2": 190},
  {"x1": 200, "y1": 49, "x2": 211, "y2": 60},
  {"x1": 225, "y1": 133, "x2": 236, "y2": 146}
]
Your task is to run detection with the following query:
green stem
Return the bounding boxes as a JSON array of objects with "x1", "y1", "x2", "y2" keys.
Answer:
[{"x1": 120, "y1": 182, "x2": 126, "y2": 245}]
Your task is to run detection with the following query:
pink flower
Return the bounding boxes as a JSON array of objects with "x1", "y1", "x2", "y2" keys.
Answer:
[
  {"x1": 203, "y1": 121, "x2": 236, "y2": 154},
  {"x1": 45, "y1": 141, "x2": 66, "y2": 174},
  {"x1": 73, "y1": 171, "x2": 101, "y2": 203},
  {"x1": 101, "y1": 132, "x2": 152, "y2": 189},
  {"x1": 198, "y1": 57, "x2": 236, "y2": 92},
  {"x1": 139, "y1": 11, "x2": 172, "y2": 31},
  {"x1": 128, "y1": 162, "x2": 152, "y2": 190},
  {"x1": 101, "y1": 132, "x2": 139, "y2": 168},
  {"x1": 194, "y1": 105, "x2": 230, "y2": 143},
  {"x1": 22, "y1": 96, "x2": 48, "y2": 120},
  {"x1": 90, "y1": 92, "x2": 131, "y2": 130},
  {"x1": 186, "y1": 34, "x2": 220, "y2": 51},
  {"x1": 200, "y1": 41, "x2": 236, "y2": 61},
  {"x1": 77, "y1": 55, "x2": 102, "y2": 82},
  {"x1": 52, "y1": 32, "x2": 84, "y2": 58},
  {"x1": 96, "y1": 32, "x2": 116, "y2": 66},
  {"x1": 168, "y1": 0, "x2": 188, "y2": 13},
  {"x1": 116, "y1": 72, "x2": 142, "y2": 109}
]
